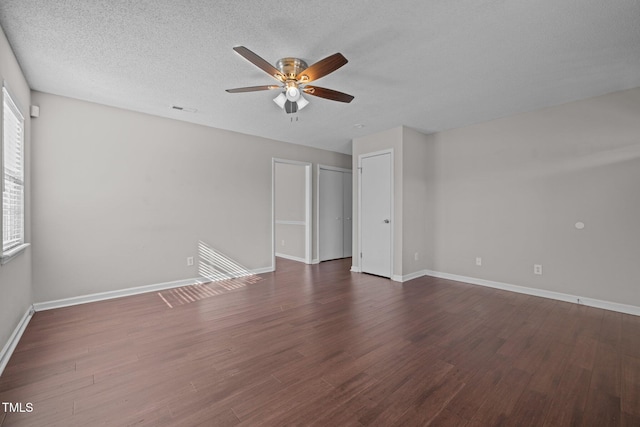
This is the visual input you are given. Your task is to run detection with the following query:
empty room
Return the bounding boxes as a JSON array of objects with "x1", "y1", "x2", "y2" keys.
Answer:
[{"x1": 1, "y1": 1, "x2": 639, "y2": 426}]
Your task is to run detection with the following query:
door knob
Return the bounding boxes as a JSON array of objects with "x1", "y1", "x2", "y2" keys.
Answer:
[{"x1": 383, "y1": 219, "x2": 390, "y2": 223}]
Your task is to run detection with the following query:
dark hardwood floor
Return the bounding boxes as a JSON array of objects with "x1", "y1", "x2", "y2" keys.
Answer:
[{"x1": 1, "y1": 258, "x2": 639, "y2": 426}]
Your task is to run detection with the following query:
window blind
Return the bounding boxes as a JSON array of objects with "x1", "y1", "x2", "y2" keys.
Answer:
[{"x1": 2, "y1": 87, "x2": 25, "y2": 253}]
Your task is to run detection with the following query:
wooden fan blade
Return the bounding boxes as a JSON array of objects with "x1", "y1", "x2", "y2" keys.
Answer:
[
  {"x1": 233, "y1": 46, "x2": 285, "y2": 82},
  {"x1": 226, "y1": 85, "x2": 281, "y2": 93},
  {"x1": 303, "y1": 86, "x2": 354, "y2": 103},
  {"x1": 296, "y1": 53, "x2": 348, "y2": 83}
]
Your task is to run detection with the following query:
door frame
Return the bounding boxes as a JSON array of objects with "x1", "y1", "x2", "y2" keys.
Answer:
[
  {"x1": 272, "y1": 158, "x2": 312, "y2": 269},
  {"x1": 316, "y1": 164, "x2": 352, "y2": 263},
  {"x1": 357, "y1": 149, "x2": 394, "y2": 277}
]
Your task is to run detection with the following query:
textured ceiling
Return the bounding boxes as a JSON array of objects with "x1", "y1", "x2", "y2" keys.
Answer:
[{"x1": 1, "y1": 0, "x2": 639, "y2": 154}]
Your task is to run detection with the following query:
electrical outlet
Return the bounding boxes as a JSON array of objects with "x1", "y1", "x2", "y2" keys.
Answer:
[
  {"x1": 476, "y1": 257, "x2": 482, "y2": 266},
  {"x1": 187, "y1": 257, "x2": 194, "y2": 266},
  {"x1": 281, "y1": 239, "x2": 285, "y2": 247},
  {"x1": 534, "y1": 264, "x2": 543, "y2": 275},
  {"x1": 414, "y1": 252, "x2": 418, "y2": 261}
]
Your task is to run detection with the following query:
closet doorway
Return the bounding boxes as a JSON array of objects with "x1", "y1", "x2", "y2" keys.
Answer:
[{"x1": 318, "y1": 165, "x2": 352, "y2": 262}]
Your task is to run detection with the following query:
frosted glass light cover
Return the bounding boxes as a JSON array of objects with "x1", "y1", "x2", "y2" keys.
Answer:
[
  {"x1": 286, "y1": 86, "x2": 300, "y2": 102},
  {"x1": 297, "y1": 95, "x2": 309, "y2": 110},
  {"x1": 273, "y1": 93, "x2": 287, "y2": 108}
]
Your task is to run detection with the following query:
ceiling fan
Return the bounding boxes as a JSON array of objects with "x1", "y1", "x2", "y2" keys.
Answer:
[{"x1": 226, "y1": 46, "x2": 354, "y2": 114}]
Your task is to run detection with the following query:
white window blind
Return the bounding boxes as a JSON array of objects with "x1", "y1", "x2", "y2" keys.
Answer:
[{"x1": 2, "y1": 87, "x2": 25, "y2": 254}]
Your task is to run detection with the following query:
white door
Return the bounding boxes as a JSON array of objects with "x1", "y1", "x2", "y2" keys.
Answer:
[
  {"x1": 343, "y1": 172, "x2": 352, "y2": 257},
  {"x1": 360, "y1": 152, "x2": 392, "y2": 277},
  {"x1": 319, "y1": 168, "x2": 344, "y2": 261}
]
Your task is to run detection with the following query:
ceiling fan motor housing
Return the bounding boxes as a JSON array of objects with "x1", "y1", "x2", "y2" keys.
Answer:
[{"x1": 276, "y1": 58, "x2": 309, "y2": 80}]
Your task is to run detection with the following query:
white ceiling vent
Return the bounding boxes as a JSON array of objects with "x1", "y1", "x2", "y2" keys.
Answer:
[{"x1": 171, "y1": 106, "x2": 197, "y2": 113}]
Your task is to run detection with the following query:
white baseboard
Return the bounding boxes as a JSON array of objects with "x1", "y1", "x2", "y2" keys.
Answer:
[
  {"x1": 0, "y1": 305, "x2": 34, "y2": 377},
  {"x1": 33, "y1": 266, "x2": 274, "y2": 312},
  {"x1": 397, "y1": 269, "x2": 640, "y2": 317},
  {"x1": 392, "y1": 269, "x2": 425, "y2": 283},
  {"x1": 312, "y1": 258, "x2": 320, "y2": 265},
  {"x1": 251, "y1": 266, "x2": 275, "y2": 275},
  {"x1": 350, "y1": 266, "x2": 361, "y2": 273},
  {"x1": 275, "y1": 253, "x2": 307, "y2": 263},
  {"x1": 33, "y1": 277, "x2": 205, "y2": 311}
]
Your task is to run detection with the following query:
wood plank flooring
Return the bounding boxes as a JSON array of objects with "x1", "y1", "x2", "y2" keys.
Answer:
[{"x1": 1, "y1": 257, "x2": 639, "y2": 426}]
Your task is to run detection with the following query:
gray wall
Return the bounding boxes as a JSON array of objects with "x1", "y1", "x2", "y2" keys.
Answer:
[
  {"x1": 401, "y1": 127, "x2": 430, "y2": 276},
  {"x1": 0, "y1": 26, "x2": 32, "y2": 353},
  {"x1": 274, "y1": 224, "x2": 305, "y2": 260},
  {"x1": 31, "y1": 92, "x2": 350, "y2": 302},
  {"x1": 427, "y1": 87, "x2": 640, "y2": 307}
]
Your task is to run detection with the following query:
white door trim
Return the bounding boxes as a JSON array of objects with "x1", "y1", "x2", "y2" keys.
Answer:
[
  {"x1": 357, "y1": 149, "x2": 394, "y2": 277},
  {"x1": 272, "y1": 158, "x2": 313, "y2": 269}
]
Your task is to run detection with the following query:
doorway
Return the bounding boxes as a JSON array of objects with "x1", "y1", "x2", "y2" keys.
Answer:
[
  {"x1": 318, "y1": 166, "x2": 352, "y2": 262},
  {"x1": 358, "y1": 150, "x2": 393, "y2": 278},
  {"x1": 272, "y1": 159, "x2": 312, "y2": 268}
]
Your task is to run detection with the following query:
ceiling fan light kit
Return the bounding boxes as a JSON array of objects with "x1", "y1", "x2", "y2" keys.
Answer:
[
  {"x1": 273, "y1": 92, "x2": 287, "y2": 108},
  {"x1": 285, "y1": 85, "x2": 301, "y2": 102},
  {"x1": 226, "y1": 46, "x2": 354, "y2": 114},
  {"x1": 296, "y1": 95, "x2": 309, "y2": 110}
]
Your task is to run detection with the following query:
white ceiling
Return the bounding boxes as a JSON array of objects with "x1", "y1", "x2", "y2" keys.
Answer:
[{"x1": 1, "y1": 1, "x2": 639, "y2": 154}]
